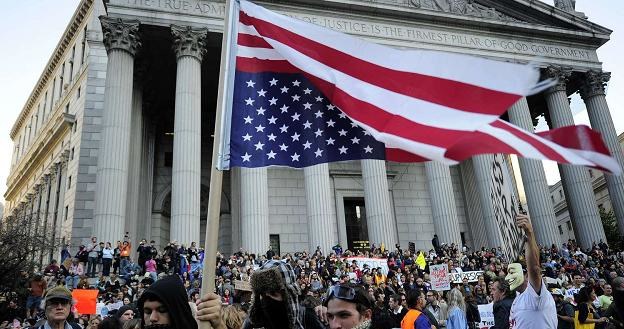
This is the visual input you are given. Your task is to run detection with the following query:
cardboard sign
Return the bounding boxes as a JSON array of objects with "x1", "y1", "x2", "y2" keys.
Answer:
[
  {"x1": 477, "y1": 303, "x2": 495, "y2": 329},
  {"x1": 430, "y1": 264, "x2": 451, "y2": 291},
  {"x1": 449, "y1": 271, "x2": 483, "y2": 283},
  {"x1": 234, "y1": 280, "x2": 252, "y2": 292},
  {"x1": 346, "y1": 257, "x2": 390, "y2": 275}
]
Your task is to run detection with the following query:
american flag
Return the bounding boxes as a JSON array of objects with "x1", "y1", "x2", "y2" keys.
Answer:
[
  {"x1": 230, "y1": 71, "x2": 385, "y2": 167},
  {"x1": 221, "y1": 0, "x2": 620, "y2": 174}
]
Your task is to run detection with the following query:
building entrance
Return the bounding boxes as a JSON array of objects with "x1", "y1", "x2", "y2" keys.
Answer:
[{"x1": 344, "y1": 198, "x2": 369, "y2": 251}]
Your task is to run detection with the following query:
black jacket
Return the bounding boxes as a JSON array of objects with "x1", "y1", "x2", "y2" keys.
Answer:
[
  {"x1": 138, "y1": 276, "x2": 197, "y2": 329},
  {"x1": 492, "y1": 296, "x2": 514, "y2": 329}
]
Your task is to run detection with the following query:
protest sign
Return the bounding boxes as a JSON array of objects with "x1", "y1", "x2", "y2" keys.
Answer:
[
  {"x1": 449, "y1": 271, "x2": 483, "y2": 283},
  {"x1": 430, "y1": 264, "x2": 451, "y2": 291},
  {"x1": 72, "y1": 289, "x2": 98, "y2": 315},
  {"x1": 234, "y1": 280, "x2": 252, "y2": 292},
  {"x1": 477, "y1": 303, "x2": 495, "y2": 329},
  {"x1": 346, "y1": 257, "x2": 390, "y2": 275}
]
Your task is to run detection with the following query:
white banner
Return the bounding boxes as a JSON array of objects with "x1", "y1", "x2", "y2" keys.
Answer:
[
  {"x1": 490, "y1": 154, "x2": 525, "y2": 262},
  {"x1": 449, "y1": 271, "x2": 483, "y2": 283},
  {"x1": 477, "y1": 303, "x2": 495, "y2": 329},
  {"x1": 430, "y1": 264, "x2": 451, "y2": 291},
  {"x1": 346, "y1": 257, "x2": 389, "y2": 275}
]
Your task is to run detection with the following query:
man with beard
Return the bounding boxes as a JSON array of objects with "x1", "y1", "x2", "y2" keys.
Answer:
[
  {"x1": 507, "y1": 214, "x2": 557, "y2": 328},
  {"x1": 138, "y1": 275, "x2": 225, "y2": 329},
  {"x1": 243, "y1": 260, "x2": 325, "y2": 329}
]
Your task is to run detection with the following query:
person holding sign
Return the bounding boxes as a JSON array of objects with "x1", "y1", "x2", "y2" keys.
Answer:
[{"x1": 507, "y1": 214, "x2": 557, "y2": 328}]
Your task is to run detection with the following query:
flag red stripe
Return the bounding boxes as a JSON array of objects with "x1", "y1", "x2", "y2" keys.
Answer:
[
  {"x1": 239, "y1": 12, "x2": 521, "y2": 116},
  {"x1": 385, "y1": 148, "x2": 429, "y2": 162},
  {"x1": 238, "y1": 33, "x2": 273, "y2": 48},
  {"x1": 490, "y1": 120, "x2": 568, "y2": 163},
  {"x1": 444, "y1": 131, "x2": 520, "y2": 161},
  {"x1": 536, "y1": 125, "x2": 611, "y2": 155},
  {"x1": 238, "y1": 56, "x2": 470, "y2": 149}
]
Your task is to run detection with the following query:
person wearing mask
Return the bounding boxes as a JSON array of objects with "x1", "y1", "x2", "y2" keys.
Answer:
[
  {"x1": 446, "y1": 288, "x2": 468, "y2": 329},
  {"x1": 401, "y1": 289, "x2": 432, "y2": 329},
  {"x1": 491, "y1": 277, "x2": 514, "y2": 329},
  {"x1": 507, "y1": 214, "x2": 557, "y2": 328},
  {"x1": 243, "y1": 260, "x2": 325, "y2": 329}
]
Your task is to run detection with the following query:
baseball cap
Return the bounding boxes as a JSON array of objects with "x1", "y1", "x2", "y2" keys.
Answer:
[
  {"x1": 45, "y1": 286, "x2": 73, "y2": 302},
  {"x1": 551, "y1": 288, "x2": 564, "y2": 296}
]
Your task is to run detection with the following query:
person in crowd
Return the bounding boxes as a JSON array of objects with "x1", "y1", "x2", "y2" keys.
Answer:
[
  {"x1": 424, "y1": 290, "x2": 447, "y2": 328},
  {"x1": 491, "y1": 276, "x2": 514, "y2": 329},
  {"x1": 243, "y1": 260, "x2": 325, "y2": 329},
  {"x1": 323, "y1": 284, "x2": 374, "y2": 329},
  {"x1": 138, "y1": 276, "x2": 199, "y2": 329},
  {"x1": 389, "y1": 294, "x2": 408, "y2": 328},
  {"x1": 87, "y1": 236, "x2": 100, "y2": 278},
  {"x1": 221, "y1": 305, "x2": 246, "y2": 329},
  {"x1": 401, "y1": 289, "x2": 432, "y2": 329},
  {"x1": 38, "y1": 286, "x2": 81, "y2": 329},
  {"x1": 26, "y1": 274, "x2": 47, "y2": 319},
  {"x1": 551, "y1": 288, "x2": 575, "y2": 329},
  {"x1": 116, "y1": 305, "x2": 136, "y2": 325},
  {"x1": 65, "y1": 257, "x2": 84, "y2": 289},
  {"x1": 446, "y1": 288, "x2": 468, "y2": 329},
  {"x1": 123, "y1": 318, "x2": 142, "y2": 329},
  {"x1": 574, "y1": 286, "x2": 609, "y2": 327},
  {"x1": 120, "y1": 236, "x2": 132, "y2": 275},
  {"x1": 507, "y1": 214, "x2": 557, "y2": 328},
  {"x1": 86, "y1": 315, "x2": 102, "y2": 329},
  {"x1": 102, "y1": 242, "x2": 114, "y2": 277},
  {"x1": 611, "y1": 277, "x2": 624, "y2": 322}
]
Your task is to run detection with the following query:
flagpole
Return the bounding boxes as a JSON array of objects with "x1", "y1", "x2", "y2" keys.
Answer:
[{"x1": 200, "y1": 0, "x2": 237, "y2": 328}]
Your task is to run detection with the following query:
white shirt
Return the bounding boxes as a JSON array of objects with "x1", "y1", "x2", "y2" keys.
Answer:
[{"x1": 509, "y1": 281, "x2": 557, "y2": 329}]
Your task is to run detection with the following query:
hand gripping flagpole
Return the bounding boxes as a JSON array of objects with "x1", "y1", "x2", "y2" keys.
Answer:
[{"x1": 200, "y1": 0, "x2": 238, "y2": 328}]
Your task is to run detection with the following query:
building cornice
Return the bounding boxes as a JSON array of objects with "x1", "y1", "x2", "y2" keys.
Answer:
[{"x1": 9, "y1": 0, "x2": 93, "y2": 139}]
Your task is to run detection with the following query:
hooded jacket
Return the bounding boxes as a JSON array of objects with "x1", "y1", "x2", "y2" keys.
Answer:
[{"x1": 138, "y1": 275, "x2": 197, "y2": 329}]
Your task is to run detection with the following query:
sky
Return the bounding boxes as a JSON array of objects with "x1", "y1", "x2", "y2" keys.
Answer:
[{"x1": 0, "y1": 1, "x2": 623, "y2": 204}]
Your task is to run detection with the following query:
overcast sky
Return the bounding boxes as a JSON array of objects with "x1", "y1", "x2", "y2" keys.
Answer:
[{"x1": 0, "y1": 1, "x2": 622, "y2": 204}]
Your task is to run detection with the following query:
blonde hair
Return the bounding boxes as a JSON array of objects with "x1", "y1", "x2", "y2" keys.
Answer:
[
  {"x1": 447, "y1": 288, "x2": 466, "y2": 313},
  {"x1": 222, "y1": 305, "x2": 245, "y2": 329}
]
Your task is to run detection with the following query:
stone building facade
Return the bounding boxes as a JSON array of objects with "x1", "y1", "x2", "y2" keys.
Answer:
[{"x1": 4, "y1": 0, "x2": 624, "y2": 259}]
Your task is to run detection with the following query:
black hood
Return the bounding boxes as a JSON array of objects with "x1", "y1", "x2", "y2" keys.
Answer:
[{"x1": 138, "y1": 276, "x2": 197, "y2": 329}]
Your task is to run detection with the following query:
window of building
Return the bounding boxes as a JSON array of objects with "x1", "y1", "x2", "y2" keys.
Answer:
[
  {"x1": 460, "y1": 232, "x2": 466, "y2": 246},
  {"x1": 73, "y1": 120, "x2": 78, "y2": 133},
  {"x1": 65, "y1": 102, "x2": 70, "y2": 113},
  {"x1": 51, "y1": 77, "x2": 57, "y2": 107},
  {"x1": 559, "y1": 190, "x2": 563, "y2": 198},
  {"x1": 69, "y1": 45, "x2": 76, "y2": 80},
  {"x1": 43, "y1": 91, "x2": 48, "y2": 116},
  {"x1": 551, "y1": 195, "x2": 555, "y2": 203},
  {"x1": 77, "y1": 87, "x2": 81, "y2": 99},
  {"x1": 558, "y1": 225, "x2": 563, "y2": 235},
  {"x1": 67, "y1": 176, "x2": 72, "y2": 189},
  {"x1": 81, "y1": 26, "x2": 87, "y2": 65},
  {"x1": 60, "y1": 63, "x2": 65, "y2": 96},
  {"x1": 64, "y1": 206, "x2": 69, "y2": 221},
  {"x1": 566, "y1": 221, "x2": 572, "y2": 231},
  {"x1": 70, "y1": 147, "x2": 75, "y2": 160},
  {"x1": 269, "y1": 234, "x2": 280, "y2": 256}
]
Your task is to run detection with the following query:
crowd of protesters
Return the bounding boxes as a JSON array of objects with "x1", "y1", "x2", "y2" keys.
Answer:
[{"x1": 2, "y1": 225, "x2": 624, "y2": 329}]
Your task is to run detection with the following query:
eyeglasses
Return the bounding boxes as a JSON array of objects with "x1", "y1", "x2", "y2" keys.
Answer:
[{"x1": 47, "y1": 298, "x2": 70, "y2": 307}]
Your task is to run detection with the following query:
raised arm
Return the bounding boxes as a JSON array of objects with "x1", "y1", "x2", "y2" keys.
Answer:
[{"x1": 517, "y1": 214, "x2": 541, "y2": 293}]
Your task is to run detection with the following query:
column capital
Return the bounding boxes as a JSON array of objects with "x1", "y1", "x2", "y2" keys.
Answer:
[
  {"x1": 171, "y1": 25, "x2": 208, "y2": 61},
  {"x1": 580, "y1": 70, "x2": 611, "y2": 101},
  {"x1": 99, "y1": 16, "x2": 141, "y2": 56},
  {"x1": 543, "y1": 66, "x2": 573, "y2": 94}
]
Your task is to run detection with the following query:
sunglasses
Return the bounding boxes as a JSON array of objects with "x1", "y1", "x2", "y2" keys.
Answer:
[
  {"x1": 327, "y1": 286, "x2": 371, "y2": 308},
  {"x1": 47, "y1": 298, "x2": 70, "y2": 307}
]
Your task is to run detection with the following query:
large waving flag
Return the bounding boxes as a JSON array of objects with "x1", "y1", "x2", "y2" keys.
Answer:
[{"x1": 219, "y1": 0, "x2": 621, "y2": 175}]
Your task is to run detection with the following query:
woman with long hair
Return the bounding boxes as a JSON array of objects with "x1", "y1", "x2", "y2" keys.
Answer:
[
  {"x1": 574, "y1": 286, "x2": 609, "y2": 328},
  {"x1": 446, "y1": 288, "x2": 468, "y2": 329}
]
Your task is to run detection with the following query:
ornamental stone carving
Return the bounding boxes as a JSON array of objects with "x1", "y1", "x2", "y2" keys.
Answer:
[
  {"x1": 543, "y1": 66, "x2": 573, "y2": 94},
  {"x1": 408, "y1": 0, "x2": 521, "y2": 22},
  {"x1": 99, "y1": 16, "x2": 141, "y2": 56},
  {"x1": 580, "y1": 70, "x2": 611, "y2": 101},
  {"x1": 171, "y1": 25, "x2": 208, "y2": 60},
  {"x1": 554, "y1": 0, "x2": 575, "y2": 12}
]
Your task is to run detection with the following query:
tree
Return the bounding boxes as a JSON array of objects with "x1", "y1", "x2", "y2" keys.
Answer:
[
  {"x1": 0, "y1": 214, "x2": 60, "y2": 294},
  {"x1": 599, "y1": 207, "x2": 620, "y2": 249}
]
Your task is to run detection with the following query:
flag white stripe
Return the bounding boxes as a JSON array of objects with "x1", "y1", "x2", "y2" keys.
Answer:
[{"x1": 240, "y1": 0, "x2": 540, "y2": 96}]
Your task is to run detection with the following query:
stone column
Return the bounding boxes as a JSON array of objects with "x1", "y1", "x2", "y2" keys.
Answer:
[
  {"x1": 507, "y1": 98, "x2": 560, "y2": 246},
  {"x1": 93, "y1": 17, "x2": 141, "y2": 244},
  {"x1": 580, "y1": 70, "x2": 624, "y2": 236},
  {"x1": 169, "y1": 25, "x2": 207, "y2": 245},
  {"x1": 471, "y1": 155, "x2": 504, "y2": 248},
  {"x1": 425, "y1": 161, "x2": 462, "y2": 246},
  {"x1": 544, "y1": 66, "x2": 605, "y2": 248},
  {"x1": 126, "y1": 85, "x2": 143, "y2": 245},
  {"x1": 304, "y1": 164, "x2": 335, "y2": 253},
  {"x1": 361, "y1": 159, "x2": 397, "y2": 249},
  {"x1": 240, "y1": 168, "x2": 270, "y2": 255}
]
